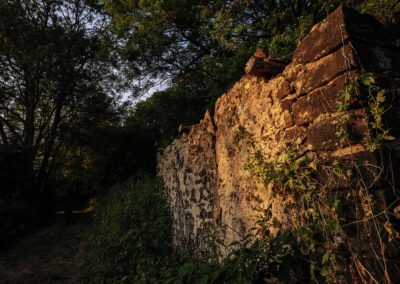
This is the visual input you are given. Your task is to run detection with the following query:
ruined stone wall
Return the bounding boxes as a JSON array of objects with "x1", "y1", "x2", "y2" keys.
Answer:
[
  {"x1": 157, "y1": 111, "x2": 217, "y2": 255},
  {"x1": 157, "y1": 6, "x2": 400, "y2": 259}
]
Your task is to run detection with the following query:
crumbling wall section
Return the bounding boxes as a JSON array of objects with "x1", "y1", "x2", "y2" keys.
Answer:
[
  {"x1": 157, "y1": 111, "x2": 217, "y2": 256},
  {"x1": 157, "y1": 6, "x2": 400, "y2": 261}
]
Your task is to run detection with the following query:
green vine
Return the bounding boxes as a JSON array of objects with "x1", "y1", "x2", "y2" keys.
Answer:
[
  {"x1": 233, "y1": 70, "x2": 399, "y2": 282},
  {"x1": 243, "y1": 143, "x2": 341, "y2": 282},
  {"x1": 360, "y1": 72, "x2": 396, "y2": 151},
  {"x1": 335, "y1": 75, "x2": 354, "y2": 145},
  {"x1": 335, "y1": 70, "x2": 395, "y2": 151}
]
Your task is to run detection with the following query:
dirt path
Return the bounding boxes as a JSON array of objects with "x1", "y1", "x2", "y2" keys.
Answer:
[{"x1": 0, "y1": 214, "x2": 92, "y2": 284}]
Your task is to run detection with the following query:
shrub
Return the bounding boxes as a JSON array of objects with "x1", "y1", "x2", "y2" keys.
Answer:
[
  {"x1": 84, "y1": 175, "x2": 172, "y2": 283},
  {"x1": 162, "y1": 220, "x2": 309, "y2": 283}
]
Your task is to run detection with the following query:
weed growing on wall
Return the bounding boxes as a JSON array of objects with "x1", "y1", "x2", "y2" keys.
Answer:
[
  {"x1": 233, "y1": 71, "x2": 400, "y2": 282},
  {"x1": 243, "y1": 144, "x2": 343, "y2": 282},
  {"x1": 232, "y1": 125, "x2": 252, "y2": 146},
  {"x1": 336, "y1": 70, "x2": 395, "y2": 149}
]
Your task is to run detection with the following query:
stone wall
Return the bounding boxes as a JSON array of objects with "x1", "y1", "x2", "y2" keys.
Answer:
[
  {"x1": 157, "y1": 6, "x2": 400, "y2": 265},
  {"x1": 157, "y1": 111, "x2": 217, "y2": 256}
]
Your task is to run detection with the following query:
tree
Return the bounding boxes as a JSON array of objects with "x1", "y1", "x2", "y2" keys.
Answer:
[
  {"x1": 102, "y1": 0, "x2": 321, "y2": 91},
  {"x1": 102, "y1": 0, "x2": 326, "y2": 143},
  {"x1": 0, "y1": 0, "x2": 113, "y2": 201},
  {"x1": 103, "y1": 0, "x2": 399, "y2": 146}
]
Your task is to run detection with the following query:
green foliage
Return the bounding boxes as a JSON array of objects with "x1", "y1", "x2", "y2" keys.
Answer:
[
  {"x1": 359, "y1": 72, "x2": 396, "y2": 151},
  {"x1": 245, "y1": 146, "x2": 339, "y2": 282},
  {"x1": 246, "y1": 146, "x2": 318, "y2": 198},
  {"x1": 103, "y1": 0, "x2": 323, "y2": 96},
  {"x1": 127, "y1": 88, "x2": 208, "y2": 147},
  {"x1": 335, "y1": 70, "x2": 395, "y2": 151},
  {"x1": 83, "y1": 175, "x2": 173, "y2": 283},
  {"x1": 232, "y1": 125, "x2": 251, "y2": 145},
  {"x1": 357, "y1": 0, "x2": 400, "y2": 24},
  {"x1": 162, "y1": 222, "x2": 309, "y2": 283},
  {"x1": 237, "y1": 69, "x2": 400, "y2": 281},
  {"x1": 242, "y1": 141, "x2": 389, "y2": 281},
  {"x1": 268, "y1": 33, "x2": 299, "y2": 58},
  {"x1": 335, "y1": 74, "x2": 357, "y2": 145},
  {"x1": 202, "y1": 47, "x2": 253, "y2": 107},
  {"x1": 64, "y1": 121, "x2": 156, "y2": 195},
  {"x1": 83, "y1": 172, "x2": 309, "y2": 283},
  {"x1": 104, "y1": 0, "x2": 400, "y2": 97},
  {"x1": 317, "y1": 0, "x2": 400, "y2": 24}
]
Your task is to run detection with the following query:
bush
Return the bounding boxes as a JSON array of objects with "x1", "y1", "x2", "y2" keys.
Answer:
[
  {"x1": 84, "y1": 175, "x2": 173, "y2": 283},
  {"x1": 83, "y1": 175, "x2": 311, "y2": 283},
  {"x1": 162, "y1": 221, "x2": 310, "y2": 283}
]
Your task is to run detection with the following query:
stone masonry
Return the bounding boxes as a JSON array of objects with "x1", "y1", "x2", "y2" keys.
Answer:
[{"x1": 157, "y1": 6, "x2": 400, "y2": 274}]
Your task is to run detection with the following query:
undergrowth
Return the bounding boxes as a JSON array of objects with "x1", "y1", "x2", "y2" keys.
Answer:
[
  {"x1": 83, "y1": 175, "x2": 173, "y2": 283},
  {"x1": 162, "y1": 223, "x2": 310, "y2": 283},
  {"x1": 83, "y1": 175, "x2": 310, "y2": 283}
]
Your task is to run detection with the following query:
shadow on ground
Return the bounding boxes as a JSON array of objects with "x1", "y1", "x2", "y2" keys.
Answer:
[{"x1": 0, "y1": 213, "x2": 92, "y2": 284}]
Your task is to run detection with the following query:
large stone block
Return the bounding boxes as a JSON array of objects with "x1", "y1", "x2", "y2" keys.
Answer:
[
  {"x1": 293, "y1": 71, "x2": 357, "y2": 125},
  {"x1": 280, "y1": 125, "x2": 306, "y2": 144},
  {"x1": 245, "y1": 56, "x2": 289, "y2": 78},
  {"x1": 294, "y1": 6, "x2": 389, "y2": 64},
  {"x1": 294, "y1": 44, "x2": 357, "y2": 96},
  {"x1": 275, "y1": 77, "x2": 292, "y2": 100},
  {"x1": 306, "y1": 109, "x2": 369, "y2": 151}
]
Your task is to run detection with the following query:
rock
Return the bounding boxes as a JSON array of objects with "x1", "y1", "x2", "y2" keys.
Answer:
[
  {"x1": 178, "y1": 123, "x2": 193, "y2": 134},
  {"x1": 254, "y1": 48, "x2": 267, "y2": 59},
  {"x1": 275, "y1": 78, "x2": 292, "y2": 100},
  {"x1": 156, "y1": 111, "x2": 217, "y2": 257},
  {"x1": 305, "y1": 109, "x2": 369, "y2": 151},
  {"x1": 350, "y1": 41, "x2": 396, "y2": 76},
  {"x1": 293, "y1": 6, "x2": 389, "y2": 64},
  {"x1": 281, "y1": 126, "x2": 306, "y2": 144},
  {"x1": 293, "y1": 44, "x2": 357, "y2": 96},
  {"x1": 245, "y1": 56, "x2": 288, "y2": 78},
  {"x1": 292, "y1": 71, "x2": 358, "y2": 125}
]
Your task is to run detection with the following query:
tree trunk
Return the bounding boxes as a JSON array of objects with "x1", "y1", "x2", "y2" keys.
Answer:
[
  {"x1": 0, "y1": 120, "x2": 8, "y2": 144},
  {"x1": 22, "y1": 91, "x2": 36, "y2": 197},
  {"x1": 35, "y1": 97, "x2": 63, "y2": 194}
]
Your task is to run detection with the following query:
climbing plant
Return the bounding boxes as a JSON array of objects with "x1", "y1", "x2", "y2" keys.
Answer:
[
  {"x1": 335, "y1": 70, "x2": 395, "y2": 150},
  {"x1": 233, "y1": 70, "x2": 400, "y2": 282}
]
